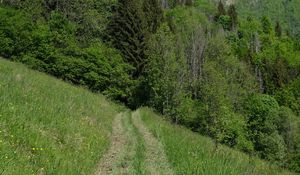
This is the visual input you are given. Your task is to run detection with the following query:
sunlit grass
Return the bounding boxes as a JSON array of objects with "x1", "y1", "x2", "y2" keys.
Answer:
[
  {"x1": 139, "y1": 108, "x2": 294, "y2": 175},
  {"x1": 0, "y1": 57, "x2": 294, "y2": 175},
  {"x1": 0, "y1": 58, "x2": 122, "y2": 175}
]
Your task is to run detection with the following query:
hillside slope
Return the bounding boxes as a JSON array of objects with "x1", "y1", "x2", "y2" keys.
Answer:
[
  {"x1": 0, "y1": 58, "x2": 294, "y2": 174},
  {"x1": 234, "y1": 0, "x2": 300, "y2": 36},
  {"x1": 0, "y1": 58, "x2": 122, "y2": 174},
  {"x1": 139, "y1": 108, "x2": 294, "y2": 175}
]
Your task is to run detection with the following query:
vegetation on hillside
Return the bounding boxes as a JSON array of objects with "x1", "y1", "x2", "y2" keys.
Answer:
[
  {"x1": 139, "y1": 108, "x2": 293, "y2": 175},
  {"x1": 234, "y1": 0, "x2": 300, "y2": 38},
  {"x1": 0, "y1": 0, "x2": 299, "y2": 173},
  {"x1": 0, "y1": 58, "x2": 123, "y2": 174}
]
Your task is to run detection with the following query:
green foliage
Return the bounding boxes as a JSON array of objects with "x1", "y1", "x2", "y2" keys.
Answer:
[
  {"x1": 147, "y1": 6, "x2": 258, "y2": 159},
  {"x1": 0, "y1": 7, "x2": 133, "y2": 101},
  {"x1": 139, "y1": 108, "x2": 293, "y2": 175},
  {"x1": 214, "y1": 3, "x2": 238, "y2": 31},
  {"x1": 244, "y1": 94, "x2": 287, "y2": 162},
  {"x1": 235, "y1": 0, "x2": 300, "y2": 37},
  {"x1": 1, "y1": 0, "x2": 300, "y2": 173},
  {"x1": 277, "y1": 107, "x2": 300, "y2": 171},
  {"x1": 53, "y1": 43, "x2": 134, "y2": 100},
  {"x1": 217, "y1": 15, "x2": 231, "y2": 30},
  {"x1": 1, "y1": 0, "x2": 115, "y2": 45},
  {"x1": 276, "y1": 77, "x2": 300, "y2": 115},
  {"x1": 217, "y1": 0, "x2": 226, "y2": 17},
  {"x1": 198, "y1": 34, "x2": 256, "y2": 149},
  {"x1": 0, "y1": 7, "x2": 34, "y2": 58},
  {"x1": 233, "y1": 15, "x2": 299, "y2": 96},
  {"x1": 275, "y1": 21, "x2": 282, "y2": 37},
  {"x1": 143, "y1": 0, "x2": 163, "y2": 33},
  {"x1": 107, "y1": 0, "x2": 148, "y2": 77},
  {"x1": 261, "y1": 16, "x2": 272, "y2": 34},
  {"x1": 146, "y1": 23, "x2": 187, "y2": 118},
  {"x1": 228, "y1": 4, "x2": 238, "y2": 31}
]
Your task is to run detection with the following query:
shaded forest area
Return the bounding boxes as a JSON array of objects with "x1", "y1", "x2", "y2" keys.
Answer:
[{"x1": 0, "y1": 0, "x2": 299, "y2": 172}]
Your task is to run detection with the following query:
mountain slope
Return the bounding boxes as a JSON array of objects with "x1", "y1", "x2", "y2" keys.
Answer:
[
  {"x1": 0, "y1": 58, "x2": 294, "y2": 174},
  {"x1": 234, "y1": 0, "x2": 300, "y2": 36},
  {"x1": 139, "y1": 108, "x2": 294, "y2": 175},
  {"x1": 0, "y1": 58, "x2": 122, "y2": 174}
]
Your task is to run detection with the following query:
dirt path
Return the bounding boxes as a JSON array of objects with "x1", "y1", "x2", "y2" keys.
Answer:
[
  {"x1": 95, "y1": 113, "x2": 136, "y2": 175},
  {"x1": 132, "y1": 110, "x2": 174, "y2": 175},
  {"x1": 95, "y1": 111, "x2": 173, "y2": 175}
]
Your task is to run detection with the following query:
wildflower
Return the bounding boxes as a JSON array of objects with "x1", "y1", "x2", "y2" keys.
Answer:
[
  {"x1": 5, "y1": 156, "x2": 8, "y2": 159},
  {"x1": 32, "y1": 148, "x2": 35, "y2": 150}
]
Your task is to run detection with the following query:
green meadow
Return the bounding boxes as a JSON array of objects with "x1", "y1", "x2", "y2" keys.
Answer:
[
  {"x1": 0, "y1": 58, "x2": 122, "y2": 175},
  {"x1": 139, "y1": 108, "x2": 294, "y2": 175},
  {"x1": 0, "y1": 58, "x2": 295, "y2": 174}
]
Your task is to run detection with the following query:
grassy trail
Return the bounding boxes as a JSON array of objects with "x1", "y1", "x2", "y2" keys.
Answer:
[
  {"x1": 95, "y1": 113, "x2": 128, "y2": 175},
  {"x1": 132, "y1": 111, "x2": 174, "y2": 175},
  {"x1": 95, "y1": 111, "x2": 174, "y2": 175},
  {"x1": 139, "y1": 108, "x2": 294, "y2": 175}
]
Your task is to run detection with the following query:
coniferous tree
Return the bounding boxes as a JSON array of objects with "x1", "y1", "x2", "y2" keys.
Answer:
[
  {"x1": 261, "y1": 16, "x2": 272, "y2": 34},
  {"x1": 185, "y1": 0, "x2": 194, "y2": 6},
  {"x1": 216, "y1": 0, "x2": 226, "y2": 20},
  {"x1": 215, "y1": 1, "x2": 227, "y2": 23},
  {"x1": 143, "y1": 0, "x2": 164, "y2": 33},
  {"x1": 228, "y1": 4, "x2": 238, "y2": 31},
  {"x1": 275, "y1": 21, "x2": 282, "y2": 37},
  {"x1": 108, "y1": 0, "x2": 147, "y2": 77}
]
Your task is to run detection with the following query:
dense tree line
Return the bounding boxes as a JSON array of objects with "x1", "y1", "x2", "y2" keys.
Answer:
[{"x1": 0, "y1": 0, "x2": 299, "y2": 172}]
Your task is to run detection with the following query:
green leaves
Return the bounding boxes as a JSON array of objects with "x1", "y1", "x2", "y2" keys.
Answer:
[
  {"x1": 107, "y1": 0, "x2": 148, "y2": 77},
  {"x1": 0, "y1": 6, "x2": 134, "y2": 102},
  {"x1": 244, "y1": 94, "x2": 288, "y2": 162}
]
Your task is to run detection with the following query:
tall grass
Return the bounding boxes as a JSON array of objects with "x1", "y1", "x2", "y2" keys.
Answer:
[
  {"x1": 0, "y1": 58, "x2": 122, "y2": 175},
  {"x1": 139, "y1": 108, "x2": 294, "y2": 175}
]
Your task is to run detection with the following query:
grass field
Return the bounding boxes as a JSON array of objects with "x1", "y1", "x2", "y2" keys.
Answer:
[
  {"x1": 0, "y1": 58, "x2": 123, "y2": 175},
  {"x1": 0, "y1": 58, "x2": 294, "y2": 175},
  {"x1": 139, "y1": 108, "x2": 294, "y2": 175}
]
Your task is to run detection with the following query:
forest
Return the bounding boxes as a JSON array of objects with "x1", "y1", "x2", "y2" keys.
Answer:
[{"x1": 0, "y1": 0, "x2": 299, "y2": 173}]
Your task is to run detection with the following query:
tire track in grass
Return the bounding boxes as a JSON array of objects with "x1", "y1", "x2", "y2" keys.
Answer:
[
  {"x1": 95, "y1": 112, "x2": 145, "y2": 175},
  {"x1": 95, "y1": 113, "x2": 135, "y2": 175},
  {"x1": 123, "y1": 112, "x2": 146, "y2": 175},
  {"x1": 132, "y1": 110, "x2": 174, "y2": 175},
  {"x1": 95, "y1": 113, "x2": 126, "y2": 175}
]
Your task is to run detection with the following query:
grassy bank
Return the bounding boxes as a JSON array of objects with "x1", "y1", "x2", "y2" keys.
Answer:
[
  {"x1": 139, "y1": 108, "x2": 294, "y2": 175},
  {"x1": 0, "y1": 58, "x2": 122, "y2": 175}
]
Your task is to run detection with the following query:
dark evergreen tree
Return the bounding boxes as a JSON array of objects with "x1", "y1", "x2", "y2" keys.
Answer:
[
  {"x1": 218, "y1": 0, "x2": 226, "y2": 16},
  {"x1": 215, "y1": 1, "x2": 226, "y2": 22},
  {"x1": 143, "y1": 0, "x2": 164, "y2": 33},
  {"x1": 261, "y1": 16, "x2": 272, "y2": 34},
  {"x1": 185, "y1": 0, "x2": 194, "y2": 6},
  {"x1": 108, "y1": 0, "x2": 147, "y2": 77},
  {"x1": 275, "y1": 21, "x2": 282, "y2": 37},
  {"x1": 228, "y1": 4, "x2": 238, "y2": 31}
]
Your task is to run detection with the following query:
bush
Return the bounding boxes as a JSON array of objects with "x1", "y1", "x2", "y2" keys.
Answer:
[
  {"x1": 244, "y1": 94, "x2": 287, "y2": 162},
  {"x1": 276, "y1": 78, "x2": 300, "y2": 115},
  {"x1": 277, "y1": 107, "x2": 300, "y2": 170},
  {"x1": 258, "y1": 132, "x2": 286, "y2": 162},
  {"x1": 0, "y1": 7, "x2": 134, "y2": 102},
  {"x1": 217, "y1": 15, "x2": 231, "y2": 30}
]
